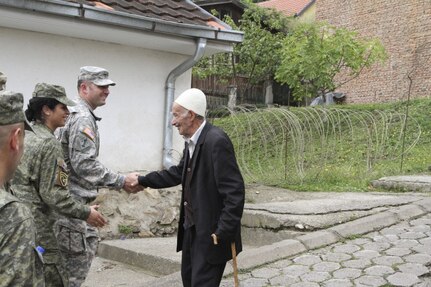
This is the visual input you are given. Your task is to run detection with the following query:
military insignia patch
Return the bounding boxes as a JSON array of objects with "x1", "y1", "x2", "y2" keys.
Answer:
[
  {"x1": 82, "y1": 127, "x2": 96, "y2": 142},
  {"x1": 55, "y1": 158, "x2": 69, "y2": 187}
]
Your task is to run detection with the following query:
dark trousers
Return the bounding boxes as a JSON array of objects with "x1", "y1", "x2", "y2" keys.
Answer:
[{"x1": 181, "y1": 226, "x2": 226, "y2": 287}]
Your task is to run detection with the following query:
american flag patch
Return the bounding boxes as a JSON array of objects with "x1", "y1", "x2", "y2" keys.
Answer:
[{"x1": 82, "y1": 127, "x2": 96, "y2": 141}]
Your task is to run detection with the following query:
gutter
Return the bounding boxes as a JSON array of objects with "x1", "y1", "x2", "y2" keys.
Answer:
[
  {"x1": 0, "y1": 0, "x2": 244, "y2": 44},
  {"x1": 163, "y1": 38, "x2": 207, "y2": 168},
  {"x1": 296, "y1": 0, "x2": 316, "y2": 17}
]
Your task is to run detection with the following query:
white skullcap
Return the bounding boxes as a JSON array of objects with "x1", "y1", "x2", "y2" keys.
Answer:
[{"x1": 174, "y1": 88, "x2": 207, "y2": 117}]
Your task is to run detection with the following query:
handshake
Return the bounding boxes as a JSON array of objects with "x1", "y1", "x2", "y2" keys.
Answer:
[{"x1": 123, "y1": 172, "x2": 145, "y2": 193}]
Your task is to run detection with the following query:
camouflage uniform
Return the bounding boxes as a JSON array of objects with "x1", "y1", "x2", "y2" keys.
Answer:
[
  {"x1": 0, "y1": 89, "x2": 44, "y2": 287},
  {"x1": 12, "y1": 124, "x2": 91, "y2": 287},
  {"x1": 11, "y1": 83, "x2": 91, "y2": 287},
  {"x1": 57, "y1": 93, "x2": 124, "y2": 286},
  {"x1": 0, "y1": 187, "x2": 45, "y2": 287}
]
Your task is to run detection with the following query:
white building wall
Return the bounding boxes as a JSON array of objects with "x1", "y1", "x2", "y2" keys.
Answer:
[{"x1": 0, "y1": 27, "x2": 190, "y2": 172}]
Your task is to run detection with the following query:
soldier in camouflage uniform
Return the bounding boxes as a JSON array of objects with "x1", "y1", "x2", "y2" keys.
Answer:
[
  {"x1": 11, "y1": 83, "x2": 107, "y2": 287},
  {"x1": 0, "y1": 86, "x2": 45, "y2": 287},
  {"x1": 56, "y1": 66, "x2": 140, "y2": 286}
]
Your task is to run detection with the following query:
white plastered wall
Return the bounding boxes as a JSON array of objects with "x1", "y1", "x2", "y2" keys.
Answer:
[{"x1": 0, "y1": 26, "x2": 190, "y2": 172}]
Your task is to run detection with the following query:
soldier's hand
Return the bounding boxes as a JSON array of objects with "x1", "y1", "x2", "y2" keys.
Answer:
[
  {"x1": 87, "y1": 205, "x2": 107, "y2": 228},
  {"x1": 123, "y1": 172, "x2": 143, "y2": 193}
]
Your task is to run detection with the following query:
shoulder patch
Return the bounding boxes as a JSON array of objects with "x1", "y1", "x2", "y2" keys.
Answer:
[
  {"x1": 55, "y1": 158, "x2": 69, "y2": 188},
  {"x1": 81, "y1": 127, "x2": 96, "y2": 142}
]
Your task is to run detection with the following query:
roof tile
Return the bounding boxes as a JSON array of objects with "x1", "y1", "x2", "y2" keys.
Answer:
[
  {"x1": 257, "y1": 0, "x2": 314, "y2": 17},
  {"x1": 62, "y1": 0, "x2": 216, "y2": 27}
]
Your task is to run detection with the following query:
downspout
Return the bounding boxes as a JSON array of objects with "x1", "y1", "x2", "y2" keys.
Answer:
[{"x1": 163, "y1": 37, "x2": 207, "y2": 168}]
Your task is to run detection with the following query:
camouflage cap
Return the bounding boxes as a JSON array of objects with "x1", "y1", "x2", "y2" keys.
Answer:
[
  {"x1": 32, "y1": 83, "x2": 76, "y2": 106},
  {"x1": 78, "y1": 66, "x2": 116, "y2": 86},
  {"x1": 0, "y1": 90, "x2": 33, "y2": 131}
]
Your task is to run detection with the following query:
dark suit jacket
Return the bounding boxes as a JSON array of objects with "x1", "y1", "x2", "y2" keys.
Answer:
[{"x1": 139, "y1": 122, "x2": 245, "y2": 264}]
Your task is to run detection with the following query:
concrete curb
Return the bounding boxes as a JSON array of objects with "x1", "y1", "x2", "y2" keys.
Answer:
[
  {"x1": 371, "y1": 176, "x2": 431, "y2": 193},
  {"x1": 147, "y1": 201, "x2": 429, "y2": 286},
  {"x1": 97, "y1": 239, "x2": 181, "y2": 276}
]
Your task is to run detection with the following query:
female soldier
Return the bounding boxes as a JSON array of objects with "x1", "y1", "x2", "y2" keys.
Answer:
[{"x1": 11, "y1": 83, "x2": 106, "y2": 287}]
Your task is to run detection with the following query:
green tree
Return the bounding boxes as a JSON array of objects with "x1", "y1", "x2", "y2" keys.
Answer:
[
  {"x1": 275, "y1": 21, "x2": 387, "y2": 101},
  {"x1": 193, "y1": 2, "x2": 292, "y2": 102}
]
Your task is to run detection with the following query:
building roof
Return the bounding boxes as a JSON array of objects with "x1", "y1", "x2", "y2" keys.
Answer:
[
  {"x1": 0, "y1": 0, "x2": 244, "y2": 45},
  {"x1": 64, "y1": 0, "x2": 225, "y2": 29},
  {"x1": 257, "y1": 0, "x2": 315, "y2": 17}
]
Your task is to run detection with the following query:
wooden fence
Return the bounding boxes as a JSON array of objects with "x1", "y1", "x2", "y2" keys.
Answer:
[{"x1": 192, "y1": 75, "x2": 265, "y2": 109}]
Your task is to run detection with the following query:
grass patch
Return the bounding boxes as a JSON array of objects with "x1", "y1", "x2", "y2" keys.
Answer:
[{"x1": 210, "y1": 98, "x2": 431, "y2": 192}]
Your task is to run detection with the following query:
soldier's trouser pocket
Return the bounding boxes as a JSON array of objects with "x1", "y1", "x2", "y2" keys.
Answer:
[{"x1": 55, "y1": 218, "x2": 87, "y2": 255}]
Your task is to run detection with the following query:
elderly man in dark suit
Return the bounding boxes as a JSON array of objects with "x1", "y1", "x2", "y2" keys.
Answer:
[{"x1": 136, "y1": 88, "x2": 245, "y2": 287}]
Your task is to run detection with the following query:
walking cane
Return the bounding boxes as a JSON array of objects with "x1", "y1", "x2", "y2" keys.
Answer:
[{"x1": 211, "y1": 234, "x2": 239, "y2": 287}]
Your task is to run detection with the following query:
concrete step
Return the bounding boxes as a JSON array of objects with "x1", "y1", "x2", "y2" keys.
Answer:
[
  {"x1": 97, "y1": 237, "x2": 181, "y2": 276},
  {"x1": 371, "y1": 175, "x2": 431, "y2": 192},
  {"x1": 84, "y1": 256, "x2": 159, "y2": 287}
]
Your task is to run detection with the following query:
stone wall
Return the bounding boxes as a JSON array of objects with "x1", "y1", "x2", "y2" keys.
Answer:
[
  {"x1": 94, "y1": 187, "x2": 181, "y2": 239},
  {"x1": 316, "y1": 0, "x2": 431, "y2": 103}
]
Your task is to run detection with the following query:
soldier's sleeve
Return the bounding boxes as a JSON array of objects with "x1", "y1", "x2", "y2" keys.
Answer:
[
  {"x1": 0, "y1": 203, "x2": 44, "y2": 287},
  {"x1": 68, "y1": 116, "x2": 125, "y2": 189},
  {"x1": 36, "y1": 140, "x2": 90, "y2": 220}
]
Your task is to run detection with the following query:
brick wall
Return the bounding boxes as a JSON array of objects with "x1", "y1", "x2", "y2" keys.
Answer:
[{"x1": 316, "y1": 0, "x2": 431, "y2": 103}]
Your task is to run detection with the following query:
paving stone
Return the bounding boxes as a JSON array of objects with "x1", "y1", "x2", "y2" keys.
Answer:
[
  {"x1": 238, "y1": 273, "x2": 252, "y2": 281},
  {"x1": 312, "y1": 262, "x2": 340, "y2": 272},
  {"x1": 404, "y1": 253, "x2": 431, "y2": 264},
  {"x1": 353, "y1": 250, "x2": 380, "y2": 259},
  {"x1": 350, "y1": 238, "x2": 372, "y2": 245},
  {"x1": 299, "y1": 271, "x2": 330, "y2": 283},
  {"x1": 372, "y1": 255, "x2": 404, "y2": 266},
  {"x1": 364, "y1": 231, "x2": 380, "y2": 239},
  {"x1": 309, "y1": 246, "x2": 332, "y2": 255},
  {"x1": 362, "y1": 241, "x2": 391, "y2": 251},
  {"x1": 293, "y1": 255, "x2": 322, "y2": 266},
  {"x1": 394, "y1": 239, "x2": 420, "y2": 249},
  {"x1": 332, "y1": 268, "x2": 361, "y2": 279},
  {"x1": 237, "y1": 277, "x2": 268, "y2": 287},
  {"x1": 269, "y1": 258, "x2": 292, "y2": 268},
  {"x1": 331, "y1": 244, "x2": 360, "y2": 254},
  {"x1": 373, "y1": 234, "x2": 400, "y2": 242},
  {"x1": 251, "y1": 267, "x2": 280, "y2": 279},
  {"x1": 269, "y1": 274, "x2": 299, "y2": 286},
  {"x1": 354, "y1": 275, "x2": 387, "y2": 287},
  {"x1": 321, "y1": 252, "x2": 351, "y2": 262},
  {"x1": 397, "y1": 263, "x2": 429, "y2": 276},
  {"x1": 381, "y1": 227, "x2": 408, "y2": 235},
  {"x1": 386, "y1": 247, "x2": 412, "y2": 256},
  {"x1": 413, "y1": 245, "x2": 431, "y2": 255},
  {"x1": 399, "y1": 232, "x2": 427, "y2": 240},
  {"x1": 419, "y1": 237, "x2": 431, "y2": 246},
  {"x1": 387, "y1": 272, "x2": 420, "y2": 286},
  {"x1": 411, "y1": 218, "x2": 431, "y2": 226},
  {"x1": 322, "y1": 278, "x2": 353, "y2": 287},
  {"x1": 364, "y1": 265, "x2": 395, "y2": 276},
  {"x1": 290, "y1": 282, "x2": 319, "y2": 287},
  {"x1": 411, "y1": 225, "x2": 431, "y2": 233},
  {"x1": 282, "y1": 265, "x2": 310, "y2": 277},
  {"x1": 341, "y1": 258, "x2": 372, "y2": 269}
]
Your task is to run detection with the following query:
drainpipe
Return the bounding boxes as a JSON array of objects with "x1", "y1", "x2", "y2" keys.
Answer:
[{"x1": 163, "y1": 37, "x2": 207, "y2": 168}]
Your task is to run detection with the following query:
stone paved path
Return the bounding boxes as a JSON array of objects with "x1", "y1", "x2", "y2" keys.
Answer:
[{"x1": 221, "y1": 213, "x2": 431, "y2": 287}]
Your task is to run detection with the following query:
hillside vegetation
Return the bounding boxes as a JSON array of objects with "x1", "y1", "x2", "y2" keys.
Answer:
[{"x1": 212, "y1": 98, "x2": 431, "y2": 192}]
